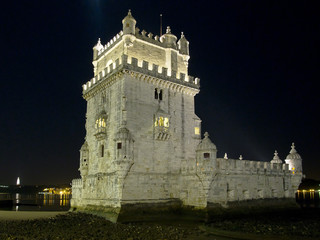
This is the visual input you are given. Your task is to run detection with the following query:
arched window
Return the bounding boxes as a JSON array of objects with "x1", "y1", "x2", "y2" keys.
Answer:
[
  {"x1": 95, "y1": 112, "x2": 107, "y2": 130},
  {"x1": 154, "y1": 116, "x2": 169, "y2": 127}
]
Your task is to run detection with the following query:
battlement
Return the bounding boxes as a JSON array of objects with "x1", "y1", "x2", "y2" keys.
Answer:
[
  {"x1": 134, "y1": 27, "x2": 165, "y2": 49},
  {"x1": 83, "y1": 54, "x2": 200, "y2": 94},
  {"x1": 216, "y1": 158, "x2": 290, "y2": 175},
  {"x1": 95, "y1": 27, "x2": 188, "y2": 61},
  {"x1": 96, "y1": 31, "x2": 124, "y2": 59}
]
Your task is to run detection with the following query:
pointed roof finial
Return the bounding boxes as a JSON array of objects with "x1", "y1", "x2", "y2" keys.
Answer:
[
  {"x1": 204, "y1": 132, "x2": 209, "y2": 138},
  {"x1": 290, "y1": 142, "x2": 297, "y2": 154},
  {"x1": 224, "y1": 153, "x2": 228, "y2": 159},
  {"x1": 239, "y1": 155, "x2": 243, "y2": 160},
  {"x1": 166, "y1": 26, "x2": 171, "y2": 34},
  {"x1": 128, "y1": 9, "x2": 132, "y2": 15},
  {"x1": 271, "y1": 150, "x2": 282, "y2": 163}
]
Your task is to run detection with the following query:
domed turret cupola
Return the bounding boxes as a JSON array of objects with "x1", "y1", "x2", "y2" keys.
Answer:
[
  {"x1": 196, "y1": 132, "x2": 217, "y2": 172},
  {"x1": 122, "y1": 9, "x2": 136, "y2": 35},
  {"x1": 177, "y1": 32, "x2": 189, "y2": 55},
  {"x1": 271, "y1": 150, "x2": 282, "y2": 164},
  {"x1": 160, "y1": 26, "x2": 178, "y2": 49},
  {"x1": 285, "y1": 143, "x2": 302, "y2": 174}
]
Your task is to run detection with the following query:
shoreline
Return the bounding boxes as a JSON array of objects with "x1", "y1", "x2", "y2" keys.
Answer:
[{"x1": 0, "y1": 210, "x2": 67, "y2": 220}]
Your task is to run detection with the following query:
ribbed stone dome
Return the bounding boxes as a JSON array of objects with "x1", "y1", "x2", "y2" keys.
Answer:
[
  {"x1": 122, "y1": 9, "x2": 136, "y2": 24},
  {"x1": 271, "y1": 150, "x2": 282, "y2": 163},
  {"x1": 285, "y1": 143, "x2": 302, "y2": 160},
  {"x1": 197, "y1": 132, "x2": 217, "y2": 151}
]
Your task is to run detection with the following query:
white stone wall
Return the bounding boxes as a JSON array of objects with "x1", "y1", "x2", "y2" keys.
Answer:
[{"x1": 71, "y1": 13, "x2": 302, "y2": 212}]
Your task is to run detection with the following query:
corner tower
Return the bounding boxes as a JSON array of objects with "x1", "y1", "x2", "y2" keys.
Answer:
[{"x1": 71, "y1": 10, "x2": 201, "y2": 221}]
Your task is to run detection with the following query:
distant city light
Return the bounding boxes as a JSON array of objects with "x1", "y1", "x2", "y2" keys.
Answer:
[{"x1": 16, "y1": 177, "x2": 20, "y2": 186}]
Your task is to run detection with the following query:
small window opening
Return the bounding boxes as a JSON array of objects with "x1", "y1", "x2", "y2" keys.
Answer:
[
  {"x1": 154, "y1": 88, "x2": 158, "y2": 99},
  {"x1": 101, "y1": 145, "x2": 104, "y2": 157},
  {"x1": 204, "y1": 153, "x2": 210, "y2": 158},
  {"x1": 117, "y1": 142, "x2": 122, "y2": 149},
  {"x1": 159, "y1": 90, "x2": 163, "y2": 100}
]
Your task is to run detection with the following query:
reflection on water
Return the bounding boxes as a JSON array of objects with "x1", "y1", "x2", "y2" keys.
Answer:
[
  {"x1": 0, "y1": 193, "x2": 71, "y2": 211},
  {"x1": 42, "y1": 193, "x2": 70, "y2": 207}
]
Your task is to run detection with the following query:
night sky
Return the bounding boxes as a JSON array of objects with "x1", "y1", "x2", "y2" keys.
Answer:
[{"x1": 0, "y1": 1, "x2": 319, "y2": 185}]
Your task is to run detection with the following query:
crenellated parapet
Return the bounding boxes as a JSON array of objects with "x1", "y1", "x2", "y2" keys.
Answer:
[
  {"x1": 95, "y1": 31, "x2": 124, "y2": 60},
  {"x1": 216, "y1": 158, "x2": 290, "y2": 176},
  {"x1": 94, "y1": 27, "x2": 189, "y2": 60},
  {"x1": 83, "y1": 54, "x2": 200, "y2": 99}
]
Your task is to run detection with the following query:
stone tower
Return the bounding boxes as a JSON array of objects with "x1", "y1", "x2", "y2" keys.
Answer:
[
  {"x1": 71, "y1": 10, "x2": 201, "y2": 220},
  {"x1": 72, "y1": 11, "x2": 303, "y2": 221}
]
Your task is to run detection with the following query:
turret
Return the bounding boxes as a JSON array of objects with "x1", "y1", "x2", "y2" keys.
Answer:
[
  {"x1": 79, "y1": 141, "x2": 89, "y2": 177},
  {"x1": 196, "y1": 132, "x2": 217, "y2": 171},
  {"x1": 122, "y1": 9, "x2": 136, "y2": 35},
  {"x1": 160, "y1": 26, "x2": 177, "y2": 49},
  {"x1": 285, "y1": 143, "x2": 303, "y2": 174},
  {"x1": 177, "y1": 32, "x2": 189, "y2": 55},
  {"x1": 93, "y1": 38, "x2": 103, "y2": 61},
  {"x1": 271, "y1": 150, "x2": 282, "y2": 164}
]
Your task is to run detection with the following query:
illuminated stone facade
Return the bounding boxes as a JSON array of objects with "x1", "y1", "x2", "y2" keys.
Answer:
[{"x1": 71, "y1": 11, "x2": 303, "y2": 219}]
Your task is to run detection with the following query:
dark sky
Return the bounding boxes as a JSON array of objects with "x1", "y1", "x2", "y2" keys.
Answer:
[{"x1": 0, "y1": 1, "x2": 319, "y2": 185}]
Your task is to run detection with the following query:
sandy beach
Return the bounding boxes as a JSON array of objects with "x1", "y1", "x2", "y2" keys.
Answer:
[{"x1": 0, "y1": 210, "x2": 66, "y2": 220}]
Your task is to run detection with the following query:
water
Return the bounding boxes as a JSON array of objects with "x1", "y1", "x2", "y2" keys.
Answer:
[{"x1": 0, "y1": 193, "x2": 71, "y2": 211}]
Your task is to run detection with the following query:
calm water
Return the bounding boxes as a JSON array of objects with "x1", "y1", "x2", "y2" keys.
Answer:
[{"x1": 0, "y1": 193, "x2": 71, "y2": 211}]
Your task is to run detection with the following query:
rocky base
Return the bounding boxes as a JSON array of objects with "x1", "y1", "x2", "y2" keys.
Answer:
[{"x1": 0, "y1": 208, "x2": 320, "y2": 240}]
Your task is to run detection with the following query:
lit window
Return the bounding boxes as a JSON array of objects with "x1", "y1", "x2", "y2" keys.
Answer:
[
  {"x1": 155, "y1": 117, "x2": 169, "y2": 127},
  {"x1": 194, "y1": 127, "x2": 200, "y2": 135},
  {"x1": 95, "y1": 117, "x2": 106, "y2": 129}
]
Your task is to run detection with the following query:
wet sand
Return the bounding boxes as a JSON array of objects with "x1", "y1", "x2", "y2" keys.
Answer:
[{"x1": 0, "y1": 210, "x2": 67, "y2": 220}]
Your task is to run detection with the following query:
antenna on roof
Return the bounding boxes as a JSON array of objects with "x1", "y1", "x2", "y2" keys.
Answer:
[{"x1": 160, "y1": 14, "x2": 163, "y2": 36}]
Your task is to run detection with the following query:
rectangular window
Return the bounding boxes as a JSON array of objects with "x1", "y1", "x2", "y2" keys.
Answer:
[
  {"x1": 117, "y1": 142, "x2": 122, "y2": 149},
  {"x1": 204, "y1": 153, "x2": 210, "y2": 158},
  {"x1": 194, "y1": 127, "x2": 200, "y2": 135}
]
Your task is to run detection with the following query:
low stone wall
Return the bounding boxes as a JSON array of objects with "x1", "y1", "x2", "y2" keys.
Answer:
[
  {"x1": 71, "y1": 198, "x2": 299, "y2": 223},
  {"x1": 70, "y1": 205, "x2": 121, "y2": 223},
  {"x1": 207, "y1": 198, "x2": 298, "y2": 221},
  {"x1": 117, "y1": 199, "x2": 207, "y2": 223}
]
